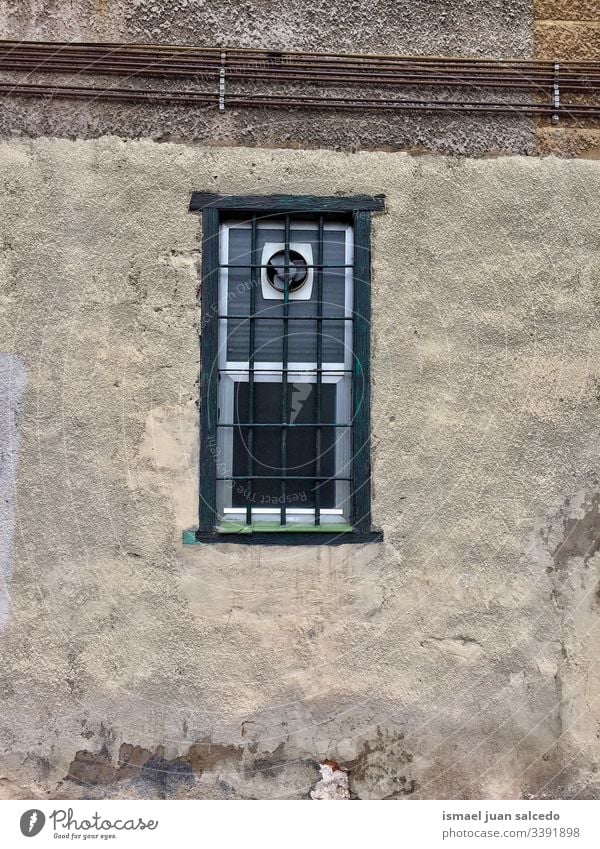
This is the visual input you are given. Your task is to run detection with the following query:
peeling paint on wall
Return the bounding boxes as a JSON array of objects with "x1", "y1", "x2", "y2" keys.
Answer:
[
  {"x1": 0, "y1": 354, "x2": 25, "y2": 634},
  {"x1": 310, "y1": 760, "x2": 350, "y2": 800}
]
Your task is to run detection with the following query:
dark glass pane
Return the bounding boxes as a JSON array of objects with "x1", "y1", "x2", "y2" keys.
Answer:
[
  {"x1": 322, "y1": 230, "x2": 348, "y2": 320},
  {"x1": 225, "y1": 266, "x2": 252, "y2": 311},
  {"x1": 254, "y1": 318, "x2": 284, "y2": 362},
  {"x1": 227, "y1": 226, "x2": 252, "y2": 267},
  {"x1": 231, "y1": 381, "x2": 336, "y2": 508},
  {"x1": 285, "y1": 380, "x2": 336, "y2": 432},
  {"x1": 322, "y1": 268, "x2": 347, "y2": 319},
  {"x1": 321, "y1": 318, "x2": 346, "y2": 363},
  {"x1": 224, "y1": 263, "x2": 252, "y2": 362},
  {"x1": 322, "y1": 228, "x2": 347, "y2": 266},
  {"x1": 238, "y1": 380, "x2": 280, "y2": 425},
  {"x1": 288, "y1": 319, "x2": 317, "y2": 362},
  {"x1": 224, "y1": 318, "x2": 249, "y2": 362}
]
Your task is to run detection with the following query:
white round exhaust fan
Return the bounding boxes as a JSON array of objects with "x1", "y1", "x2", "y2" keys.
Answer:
[{"x1": 261, "y1": 242, "x2": 314, "y2": 300}]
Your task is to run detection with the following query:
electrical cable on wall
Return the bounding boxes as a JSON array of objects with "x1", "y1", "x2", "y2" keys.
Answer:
[{"x1": 0, "y1": 39, "x2": 598, "y2": 119}]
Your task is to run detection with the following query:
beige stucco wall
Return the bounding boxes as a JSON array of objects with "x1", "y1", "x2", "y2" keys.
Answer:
[{"x1": 1, "y1": 138, "x2": 600, "y2": 799}]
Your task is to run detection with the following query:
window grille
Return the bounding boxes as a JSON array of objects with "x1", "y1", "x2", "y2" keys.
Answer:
[{"x1": 189, "y1": 193, "x2": 384, "y2": 545}]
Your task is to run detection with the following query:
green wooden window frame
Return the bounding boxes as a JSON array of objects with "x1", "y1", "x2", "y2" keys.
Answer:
[{"x1": 187, "y1": 193, "x2": 384, "y2": 546}]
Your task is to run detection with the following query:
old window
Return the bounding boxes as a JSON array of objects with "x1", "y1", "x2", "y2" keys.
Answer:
[{"x1": 190, "y1": 194, "x2": 384, "y2": 544}]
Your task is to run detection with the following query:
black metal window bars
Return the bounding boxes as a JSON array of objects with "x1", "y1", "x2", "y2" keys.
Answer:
[{"x1": 191, "y1": 193, "x2": 384, "y2": 545}]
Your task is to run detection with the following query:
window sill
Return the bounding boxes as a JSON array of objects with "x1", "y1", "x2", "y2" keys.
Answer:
[
  {"x1": 182, "y1": 527, "x2": 383, "y2": 546},
  {"x1": 217, "y1": 521, "x2": 354, "y2": 534}
]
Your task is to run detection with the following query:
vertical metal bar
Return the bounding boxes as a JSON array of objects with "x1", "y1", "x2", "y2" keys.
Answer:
[
  {"x1": 199, "y1": 206, "x2": 219, "y2": 533},
  {"x1": 314, "y1": 214, "x2": 324, "y2": 526},
  {"x1": 246, "y1": 213, "x2": 257, "y2": 526},
  {"x1": 351, "y1": 211, "x2": 372, "y2": 533},
  {"x1": 280, "y1": 214, "x2": 290, "y2": 525}
]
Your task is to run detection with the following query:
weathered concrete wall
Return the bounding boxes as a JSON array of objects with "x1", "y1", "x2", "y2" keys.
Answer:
[
  {"x1": 0, "y1": 1, "x2": 536, "y2": 156},
  {"x1": 0, "y1": 138, "x2": 599, "y2": 799},
  {"x1": 0, "y1": 0, "x2": 534, "y2": 55},
  {"x1": 3, "y1": 1, "x2": 600, "y2": 158}
]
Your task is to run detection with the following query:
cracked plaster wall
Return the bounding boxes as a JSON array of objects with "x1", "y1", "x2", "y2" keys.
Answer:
[{"x1": 0, "y1": 138, "x2": 599, "y2": 798}]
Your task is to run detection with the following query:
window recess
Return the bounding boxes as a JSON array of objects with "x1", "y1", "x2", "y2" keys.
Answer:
[{"x1": 189, "y1": 194, "x2": 384, "y2": 545}]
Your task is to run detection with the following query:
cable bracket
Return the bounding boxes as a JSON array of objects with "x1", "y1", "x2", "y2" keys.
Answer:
[
  {"x1": 552, "y1": 62, "x2": 560, "y2": 125},
  {"x1": 219, "y1": 51, "x2": 226, "y2": 112}
]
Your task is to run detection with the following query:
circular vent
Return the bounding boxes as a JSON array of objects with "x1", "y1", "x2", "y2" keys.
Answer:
[{"x1": 266, "y1": 249, "x2": 309, "y2": 293}]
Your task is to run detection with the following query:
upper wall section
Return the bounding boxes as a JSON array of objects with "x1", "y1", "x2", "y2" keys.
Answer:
[
  {"x1": 0, "y1": 1, "x2": 533, "y2": 56},
  {"x1": 0, "y1": 1, "x2": 537, "y2": 156}
]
